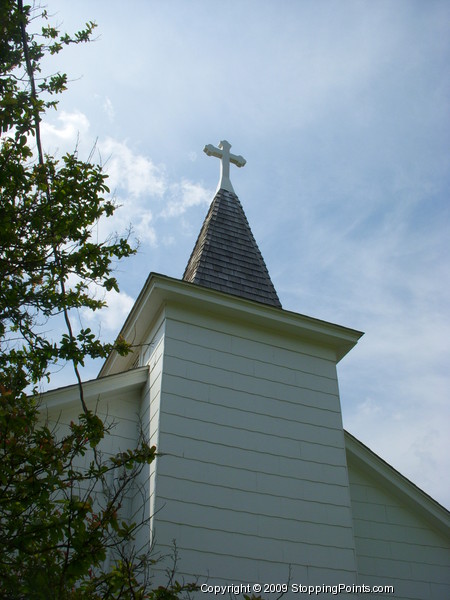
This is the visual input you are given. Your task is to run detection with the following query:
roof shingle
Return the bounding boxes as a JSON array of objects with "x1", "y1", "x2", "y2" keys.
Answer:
[{"x1": 183, "y1": 188, "x2": 282, "y2": 308}]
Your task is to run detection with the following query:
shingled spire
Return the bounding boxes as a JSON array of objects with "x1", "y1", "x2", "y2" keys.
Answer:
[{"x1": 183, "y1": 141, "x2": 282, "y2": 308}]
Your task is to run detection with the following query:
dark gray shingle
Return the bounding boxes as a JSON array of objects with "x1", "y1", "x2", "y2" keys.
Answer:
[{"x1": 183, "y1": 189, "x2": 282, "y2": 308}]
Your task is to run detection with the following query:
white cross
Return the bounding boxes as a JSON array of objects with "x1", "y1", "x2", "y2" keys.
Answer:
[{"x1": 204, "y1": 140, "x2": 246, "y2": 194}]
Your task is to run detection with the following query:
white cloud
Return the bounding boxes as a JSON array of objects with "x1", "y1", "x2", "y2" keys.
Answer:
[
  {"x1": 134, "y1": 209, "x2": 157, "y2": 247},
  {"x1": 94, "y1": 140, "x2": 210, "y2": 246},
  {"x1": 103, "y1": 97, "x2": 115, "y2": 121},
  {"x1": 161, "y1": 180, "x2": 211, "y2": 218},
  {"x1": 62, "y1": 275, "x2": 134, "y2": 336},
  {"x1": 98, "y1": 290, "x2": 135, "y2": 333},
  {"x1": 81, "y1": 287, "x2": 135, "y2": 334},
  {"x1": 38, "y1": 112, "x2": 211, "y2": 250},
  {"x1": 41, "y1": 110, "x2": 90, "y2": 145},
  {"x1": 345, "y1": 389, "x2": 450, "y2": 508},
  {"x1": 99, "y1": 137, "x2": 167, "y2": 198}
]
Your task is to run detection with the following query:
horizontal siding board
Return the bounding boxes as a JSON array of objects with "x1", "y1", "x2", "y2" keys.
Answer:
[
  {"x1": 152, "y1": 498, "x2": 355, "y2": 548},
  {"x1": 165, "y1": 315, "x2": 336, "y2": 364},
  {"x1": 154, "y1": 521, "x2": 356, "y2": 570},
  {"x1": 358, "y1": 555, "x2": 412, "y2": 579},
  {"x1": 162, "y1": 372, "x2": 340, "y2": 414},
  {"x1": 348, "y1": 462, "x2": 450, "y2": 596},
  {"x1": 352, "y1": 536, "x2": 392, "y2": 559},
  {"x1": 388, "y1": 541, "x2": 450, "y2": 566},
  {"x1": 153, "y1": 551, "x2": 358, "y2": 589},
  {"x1": 151, "y1": 550, "x2": 261, "y2": 585},
  {"x1": 156, "y1": 454, "x2": 349, "y2": 503},
  {"x1": 166, "y1": 319, "x2": 232, "y2": 354},
  {"x1": 431, "y1": 583, "x2": 450, "y2": 600},
  {"x1": 149, "y1": 392, "x2": 160, "y2": 422},
  {"x1": 209, "y1": 384, "x2": 342, "y2": 424},
  {"x1": 300, "y1": 440, "x2": 347, "y2": 465},
  {"x1": 162, "y1": 386, "x2": 342, "y2": 430},
  {"x1": 410, "y1": 561, "x2": 450, "y2": 583},
  {"x1": 151, "y1": 547, "x2": 308, "y2": 585},
  {"x1": 346, "y1": 481, "x2": 368, "y2": 503},
  {"x1": 157, "y1": 473, "x2": 352, "y2": 525},
  {"x1": 165, "y1": 335, "x2": 338, "y2": 385},
  {"x1": 234, "y1": 333, "x2": 336, "y2": 374},
  {"x1": 305, "y1": 566, "x2": 358, "y2": 586},
  {"x1": 157, "y1": 465, "x2": 351, "y2": 507},
  {"x1": 164, "y1": 355, "x2": 340, "y2": 399},
  {"x1": 160, "y1": 394, "x2": 343, "y2": 447},
  {"x1": 353, "y1": 500, "x2": 444, "y2": 532},
  {"x1": 357, "y1": 555, "x2": 450, "y2": 584},
  {"x1": 351, "y1": 500, "x2": 388, "y2": 522},
  {"x1": 149, "y1": 371, "x2": 162, "y2": 405},
  {"x1": 47, "y1": 398, "x2": 140, "y2": 455},
  {"x1": 158, "y1": 413, "x2": 347, "y2": 467},
  {"x1": 353, "y1": 517, "x2": 446, "y2": 545},
  {"x1": 158, "y1": 505, "x2": 352, "y2": 551},
  {"x1": 386, "y1": 504, "x2": 435, "y2": 528},
  {"x1": 158, "y1": 433, "x2": 349, "y2": 487}
]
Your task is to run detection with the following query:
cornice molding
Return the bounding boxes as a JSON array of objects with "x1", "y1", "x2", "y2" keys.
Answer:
[
  {"x1": 39, "y1": 366, "x2": 149, "y2": 411},
  {"x1": 99, "y1": 273, "x2": 363, "y2": 377}
]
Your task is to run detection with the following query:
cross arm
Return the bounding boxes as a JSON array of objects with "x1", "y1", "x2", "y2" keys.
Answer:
[
  {"x1": 230, "y1": 154, "x2": 246, "y2": 168},
  {"x1": 204, "y1": 144, "x2": 222, "y2": 159}
]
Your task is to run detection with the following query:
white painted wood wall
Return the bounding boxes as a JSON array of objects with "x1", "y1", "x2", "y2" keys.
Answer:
[
  {"x1": 41, "y1": 274, "x2": 449, "y2": 596},
  {"x1": 348, "y1": 462, "x2": 450, "y2": 600},
  {"x1": 146, "y1": 302, "x2": 359, "y2": 591},
  {"x1": 43, "y1": 373, "x2": 149, "y2": 555}
]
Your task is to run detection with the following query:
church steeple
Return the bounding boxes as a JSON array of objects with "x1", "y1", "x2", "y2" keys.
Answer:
[{"x1": 182, "y1": 141, "x2": 282, "y2": 308}]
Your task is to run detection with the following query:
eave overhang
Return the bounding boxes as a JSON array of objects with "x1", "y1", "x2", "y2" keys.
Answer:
[
  {"x1": 99, "y1": 273, "x2": 363, "y2": 377},
  {"x1": 39, "y1": 366, "x2": 149, "y2": 412}
]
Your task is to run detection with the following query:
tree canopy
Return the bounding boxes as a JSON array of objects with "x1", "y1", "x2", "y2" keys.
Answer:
[
  {"x1": 0, "y1": 3, "x2": 195, "y2": 597},
  {"x1": 0, "y1": 0, "x2": 132, "y2": 400}
]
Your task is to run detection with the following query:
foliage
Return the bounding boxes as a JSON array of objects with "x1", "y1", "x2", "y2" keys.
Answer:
[
  {"x1": 0, "y1": 388, "x2": 158, "y2": 598},
  {"x1": 0, "y1": 2, "x2": 197, "y2": 597},
  {"x1": 0, "y1": 0, "x2": 131, "y2": 398}
]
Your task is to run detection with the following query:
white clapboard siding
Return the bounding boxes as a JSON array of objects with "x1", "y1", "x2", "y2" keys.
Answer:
[
  {"x1": 130, "y1": 320, "x2": 167, "y2": 552},
  {"x1": 43, "y1": 388, "x2": 142, "y2": 459},
  {"x1": 347, "y1": 462, "x2": 450, "y2": 600},
  {"x1": 149, "y1": 305, "x2": 359, "y2": 590},
  {"x1": 43, "y1": 378, "x2": 145, "y2": 533}
]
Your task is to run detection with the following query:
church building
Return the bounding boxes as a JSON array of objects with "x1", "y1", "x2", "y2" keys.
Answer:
[{"x1": 43, "y1": 141, "x2": 450, "y2": 598}]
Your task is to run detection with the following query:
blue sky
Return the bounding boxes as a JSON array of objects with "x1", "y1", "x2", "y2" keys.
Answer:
[{"x1": 39, "y1": 1, "x2": 450, "y2": 508}]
